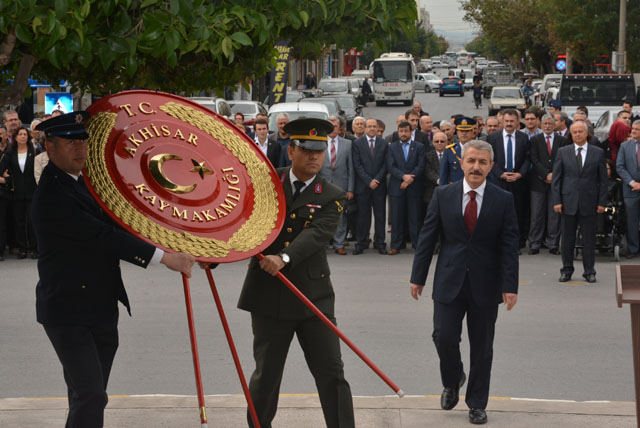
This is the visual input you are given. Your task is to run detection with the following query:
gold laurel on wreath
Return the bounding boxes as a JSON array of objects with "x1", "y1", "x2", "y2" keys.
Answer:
[{"x1": 85, "y1": 106, "x2": 279, "y2": 258}]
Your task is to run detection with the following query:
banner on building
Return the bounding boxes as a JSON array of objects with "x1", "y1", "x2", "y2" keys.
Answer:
[{"x1": 269, "y1": 40, "x2": 292, "y2": 107}]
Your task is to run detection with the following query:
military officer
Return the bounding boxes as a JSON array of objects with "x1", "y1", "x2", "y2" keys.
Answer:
[
  {"x1": 237, "y1": 118, "x2": 355, "y2": 428},
  {"x1": 439, "y1": 117, "x2": 477, "y2": 185},
  {"x1": 31, "y1": 112, "x2": 195, "y2": 428}
]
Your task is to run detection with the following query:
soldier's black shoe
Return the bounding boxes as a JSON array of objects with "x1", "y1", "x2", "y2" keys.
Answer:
[
  {"x1": 549, "y1": 248, "x2": 560, "y2": 255},
  {"x1": 584, "y1": 274, "x2": 596, "y2": 283},
  {"x1": 352, "y1": 248, "x2": 363, "y2": 255},
  {"x1": 441, "y1": 372, "x2": 466, "y2": 410},
  {"x1": 469, "y1": 408, "x2": 487, "y2": 424},
  {"x1": 559, "y1": 273, "x2": 571, "y2": 282}
]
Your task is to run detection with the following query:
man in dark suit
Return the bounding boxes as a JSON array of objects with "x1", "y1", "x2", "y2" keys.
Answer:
[
  {"x1": 352, "y1": 117, "x2": 388, "y2": 254},
  {"x1": 253, "y1": 118, "x2": 281, "y2": 167},
  {"x1": 387, "y1": 121, "x2": 425, "y2": 254},
  {"x1": 486, "y1": 109, "x2": 530, "y2": 249},
  {"x1": 390, "y1": 110, "x2": 430, "y2": 148},
  {"x1": 238, "y1": 118, "x2": 354, "y2": 428},
  {"x1": 528, "y1": 113, "x2": 568, "y2": 254},
  {"x1": 424, "y1": 131, "x2": 447, "y2": 208},
  {"x1": 410, "y1": 140, "x2": 519, "y2": 425},
  {"x1": 553, "y1": 120, "x2": 608, "y2": 283},
  {"x1": 31, "y1": 112, "x2": 194, "y2": 428},
  {"x1": 616, "y1": 120, "x2": 640, "y2": 258},
  {"x1": 319, "y1": 116, "x2": 355, "y2": 255},
  {"x1": 420, "y1": 115, "x2": 434, "y2": 144}
]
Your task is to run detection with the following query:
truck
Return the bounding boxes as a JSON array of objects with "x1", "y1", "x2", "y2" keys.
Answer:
[
  {"x1": 558, "y1": 74, "x2": 640, "y2": 122},
  {"x1": 483, "y1": 66, "x2": 517, "y2": 98},
  {"x1": 371, "y1": 52, "x2": 416, "y2": 106}
]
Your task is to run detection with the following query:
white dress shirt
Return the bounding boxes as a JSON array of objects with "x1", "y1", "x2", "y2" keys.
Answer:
[
  {"x1": 574, "y1": 143, "x2": 588, "y2": 168},
  {"x1": 543, "y1": 131, "x2": 555, "y2": 150},
  {"x1": 502, "y1": 129, "x2": 516, "y2": 169},
  {"x1": 462, "y1": 178, "x2": 486, "y2": 217},
  {"x1": 289, "y1": 169, "x2": 315, "y2": 194},
  {"x1": 255, "y1": 136, "x2": 269, "y2": 156}
]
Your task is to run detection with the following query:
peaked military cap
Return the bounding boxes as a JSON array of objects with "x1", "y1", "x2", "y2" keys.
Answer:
[
  {"x1": 454, "y1": 116, "x2": 476, "y2": 130},
  {"x1": 35, "y1": 111, "x2": 90, "y2": 140},
  {"x1": 549, "y1": 99, "x2": 562, "y2": 108},
  {"x1": 284, "y1": 118, "x2": 333, "y2": 150}
]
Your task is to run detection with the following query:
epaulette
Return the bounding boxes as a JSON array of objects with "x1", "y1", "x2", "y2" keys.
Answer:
[{"x1": 446, "y1": 143, "x2": 456, "y2": 149}]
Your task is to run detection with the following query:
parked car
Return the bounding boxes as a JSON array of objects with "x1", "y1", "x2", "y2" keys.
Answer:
[
  {"x1": 593, "y1": 108, "x2": 640, "y2": 142},
  {"x1": 414, "y1": 73, "x2": 441, "y2": 93},
  {"x1": 267, "y1": 102, "x2": 330, "y2": 132},
  {"x1": 331, "y1": 94, "x2": 364, "y2": 131},
  {"x1": 317, "y1": 78, "x2": 354, "y2": 96},
  {"x1": 188, "y1": 97, "x2": 233, "y2": 119},
  {"x1": 453, "y1": 68, "x2": 474, "y2": 90},
  {"x1": 488, "y1": 86, "x2": 526, "y2": 116},
  {"x1": 439, "y1": 77, "x2": 465, "y2": 97},
  {"x1": 300, "y1": 97, "x2": 347, "y2": 128},
  {"x1": 344, "y1": 76, "x2": 363, "y2": 99},
  {"x1": 263, "y1": 89, "x2": 305, "y2": 106},
  {"x1": 228, "y1": 100, "x2": 268, "y2": 128}
]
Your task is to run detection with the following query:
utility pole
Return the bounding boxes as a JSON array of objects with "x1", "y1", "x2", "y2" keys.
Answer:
[{"x1": 614, "y1": 0, "x2": 627, "y2": 73}]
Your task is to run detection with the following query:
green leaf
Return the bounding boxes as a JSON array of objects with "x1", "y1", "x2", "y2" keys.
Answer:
[
  {"x1": 44, "y1": 12, "x2": 56, "y2": 34},
  {"x1": 126, "y1": 37, "x2": 137, "y2": 56},
  {"x1": 47, "y1": 45, "x2": 61, "y2": 68},
  {"x1": 221, "y1": 36, "x2": 232, "y2": 57},
  {"x1": 165, "y1": 30, "x2": 180, "y2": 51},
  {"x1": 15, "y1": 23, "x2": 33, "y2": 43},
  {"x1": 299, "y1": 10, "x2": 309, "y2": 26},
  {"x1": 169, "y1": 0, "x2": 179, "y2": 15},
  {"x1": 55, "y1": 0, "x2": 68, "y2": 16},
  {"x1": 230, "y1": 5, "x2": 245, "y2": 24},
  {"x1": 102, "y1": 0, "x2": 115, "y2": 16},
  {"x1": 181, "y1": 39, "x2": 198, "y2": 54},
  {"x1": 31, "y1": 16, "x2": 42, "y2": 33},
  {"x1": 258, "y1": 29, "x2": 267, "y2": 46},
  {"x1": 79, "y1": 0, "x2": 91, "y2": 19},
  {"x1": 141, "y1": 0, "x2": 158, "y2": 8},
  {"x1": 125, "y1": 55, "x2": 138, "y2": 77},
  {"x1": 230, "y1": 31, "x2": 252, "y2": 46},
  {"x1": 313, "y1": 0, "x2": 327, "y2": 19},
  {"x1": 167, "y1": 51, "x2": 177, "y2": 68}
]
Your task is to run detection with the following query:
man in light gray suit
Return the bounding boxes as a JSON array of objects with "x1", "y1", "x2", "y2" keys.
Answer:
[
  {"x1": 320, "y1": 116, "x2": 355, "y2": 255},
  {"x1": 552, "y1": 121, "x2": 608, "y2": 283},
  {"x1": 616, "y1": 119, "x2": 640, "y2": 258}
]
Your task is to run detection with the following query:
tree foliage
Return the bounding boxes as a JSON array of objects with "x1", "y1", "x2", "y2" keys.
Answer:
[
  {"x1": 460, "y1": 0, "x2": 640, "y2": 73},
  {"x1": 0, "y1": 0, "x2": 418, "y2": 105},
  {"x1": 464, "y1": 34, "x2": 507, "y2": 62}
]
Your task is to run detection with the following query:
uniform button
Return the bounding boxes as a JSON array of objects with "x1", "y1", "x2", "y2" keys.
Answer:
[
  {"x1": 290, "y1": 213, "x2": 296, "y2": 219},
  {"x1": 81, "y1": 284, "x2": 87, "y2": 289},
  {"x1": 321, "y1": 274, "x2": 325, "y2": 278},
  {"x1": 466, "y1": 267, "x2": 469, "y2": 271},
  {"x1": 309, "y1": 215, "x2": 313, "y2": 219},
  {"x1": 284, "y1": 241, "x2": 290, "y2": 247},
  {"x1": 287, "y1": 227, "x2": 292, "y2": 233}
]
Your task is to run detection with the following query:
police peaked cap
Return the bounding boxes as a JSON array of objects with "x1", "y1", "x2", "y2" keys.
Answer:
[{"x1": 36, "y1": 111, "x2": 90, "y2": 140}]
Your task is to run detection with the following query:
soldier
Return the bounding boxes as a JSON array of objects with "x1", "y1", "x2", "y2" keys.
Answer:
[
  {"x1": 439, "y1": 117, "x2": 476, "y2": 185},
  {"x1": 237, "y1": 118, "x2": 355, "y2": 428},
  {"x1": 31, "y1": 112, "x2": 195, "y2": 428}
]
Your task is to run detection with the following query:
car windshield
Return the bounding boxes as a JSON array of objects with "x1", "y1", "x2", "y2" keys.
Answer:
[
  {"x1": 560, "y1": 79, "x2": 636, "y2": 105},
  {"x1": 334, "y1": 96, "x2": 356, "y2": 109},
  {"x1": 268, "y1": 111, "x2": 328, "y2": 131},
  {"x1": 493, "y1": 89, "x2": 522, "y2": 99},
  {"x1": 443, "y1": 78, "x2": 460, "y2": 83},
  {"x1": 230, "y1": 104, "x2": 256, "y2": 114},
  {"x1": 373, "y1": 61, "x2": 412, "y2": 83},
  {"x1": 426, "y1": 74, "x2": 438, "y2": 80},
  {"x1": 319, "y1": 80, "x2": 347, "y2": 92},
  {"x1": 304, "y1": 99, "x2": 339, "y2": 114}
]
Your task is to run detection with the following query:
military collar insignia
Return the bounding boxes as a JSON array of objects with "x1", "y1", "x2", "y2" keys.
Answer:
[{"x1": 315, "y1": 183, "x2": 322, "y2": 194}]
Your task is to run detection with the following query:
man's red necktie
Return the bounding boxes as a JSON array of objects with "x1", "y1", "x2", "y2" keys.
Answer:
[
  {"x1": 546, "y1": 135, "x2": 552, "y2": 156},
  {"x1": 464, "y1": 190, "x2": 477, "y2": 236},
  {"x1": 331, "y1": 140, "x2": 337, "y2": 168}
]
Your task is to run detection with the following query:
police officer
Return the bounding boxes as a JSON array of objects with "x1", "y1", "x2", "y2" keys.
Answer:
[
  {"x1": 32, "y1": 112, "x2": 195, "y2": 428},
  {"x1": 237, "y1": 118, "x2": 355, "y2": 428},
  {"x1": 439, "y1": 117, "x2": 477, "y2": 185}
]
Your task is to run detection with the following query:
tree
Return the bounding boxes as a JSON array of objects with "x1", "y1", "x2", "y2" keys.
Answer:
[
  {"x1": 465, "y1": 34, "x2": 508, "y2": 62},
  {"x1": 0, "y1": 0, "x2": 418, "y2": 105}
]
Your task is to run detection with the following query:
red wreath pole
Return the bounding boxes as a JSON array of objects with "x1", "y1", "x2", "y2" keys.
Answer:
[
  {"x1": 257, "y1": 254, "x2": 404, "y2": 397},
  {"x1": 181, "y1": 273, "x2": 209, "y2": 427},
  {"x1": 204, "y1": 267, "x2": 261, "y2": 428}
]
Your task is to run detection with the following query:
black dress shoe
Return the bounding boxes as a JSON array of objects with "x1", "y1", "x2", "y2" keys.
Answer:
[
  {"x1": 17, "y1": 252, "x2": 27, "y2": 260},
  {"x1": 626, "y1": 252, "x2": 637, "y2": 259},
  {"x1": 440, "y1": 372, "x2": 466, "y2": 410},
  {"x1": 30, "y1": 251, "x2": 39, "y2": 259},
  {"x1": 549, "y1": 248, "x2": 560, "y2": 255},
  {"x1": 559, "y1": 273, "x2": 571, "y2": 282},
  {"x1": 469, "y1": 408, "x2": 487, "y2": 424},
  {"x1": 528, "y1": 248, "x2": 539, "y2": 255},
  {"x1": 352, "y1": 248, "x2": 363, "y2": 255},
  {"x1": 378, "y1": 248, "x2": 387, "y2": 255},
  {"x1": 584, "y1": 274, "x2": 596, "y2": 283}
]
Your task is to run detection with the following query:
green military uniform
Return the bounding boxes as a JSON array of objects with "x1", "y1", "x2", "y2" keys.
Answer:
[{"x1": 237, "y1": 119, "x2": 355, "y2": 428}]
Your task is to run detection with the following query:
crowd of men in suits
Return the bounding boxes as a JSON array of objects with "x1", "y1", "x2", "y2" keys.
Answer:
[{"x1": 242, "y1": 101, "x2": 639, "y2": 284}]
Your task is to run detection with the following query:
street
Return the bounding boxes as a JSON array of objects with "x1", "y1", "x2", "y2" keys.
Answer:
[{"x1": 1, "y1": 89, "x2": 636, "y2": 406}]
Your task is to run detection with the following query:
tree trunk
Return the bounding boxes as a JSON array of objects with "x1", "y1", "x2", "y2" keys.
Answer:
[{"x1": 0, "y1": 54, "x2": 36, "y2": 106}]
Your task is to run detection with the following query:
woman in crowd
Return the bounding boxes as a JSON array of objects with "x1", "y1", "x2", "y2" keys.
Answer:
[
  {"x1": 7, "y1": 126, "x2": 37, "y2": 259},
  {"x1": 609, "y1": 120, "x2": 631, "y2": 162}
]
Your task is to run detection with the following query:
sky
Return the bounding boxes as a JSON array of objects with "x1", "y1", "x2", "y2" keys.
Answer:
[{"x1": 419, "y1": 0, "x2": 477, "y2": 48}]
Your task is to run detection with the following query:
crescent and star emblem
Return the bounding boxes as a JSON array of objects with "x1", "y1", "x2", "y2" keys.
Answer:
[{"x1": 148, "y1": 154, "x2": 213, "y2": 194}]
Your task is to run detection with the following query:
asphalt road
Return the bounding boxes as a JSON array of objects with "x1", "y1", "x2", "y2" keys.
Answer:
[{"x1": 1, "y1": 89, "x2": 636, "y2": 404}]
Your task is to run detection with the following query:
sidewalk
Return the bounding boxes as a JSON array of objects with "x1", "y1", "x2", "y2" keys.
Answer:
[{"x1": 1, "y1": 394, "x2": 636, "y2": 427}]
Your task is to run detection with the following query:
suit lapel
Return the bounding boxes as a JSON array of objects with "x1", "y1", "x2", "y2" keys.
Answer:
[
  {"x1": 452, "y1": 181, "x2": 468, "y2": 237},
  {"x1": 475, "y1": 183, "x2": 494, "y2": 233}
]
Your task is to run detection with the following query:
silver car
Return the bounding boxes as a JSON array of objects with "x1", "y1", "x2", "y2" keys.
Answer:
[{"x1": 414, "y1": 73, "x2": 440, "y2": 93}]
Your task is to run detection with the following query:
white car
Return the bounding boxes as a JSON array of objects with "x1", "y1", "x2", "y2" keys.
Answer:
[
  {"x1": 488, "y1": 86, "x2": 527, "y2": 116},
  {"x1": 267, "y1": 102, "x2": 330, "y2": 132},
  {"x1": 188, "y1": 97, "x2": 233, "y2": 119},
  {"x1": 414, "y1": 73, "x2": 441, "y2": 92},
  {"x1": 453, "y1": 69, "x2": 474, "y2": 90}
]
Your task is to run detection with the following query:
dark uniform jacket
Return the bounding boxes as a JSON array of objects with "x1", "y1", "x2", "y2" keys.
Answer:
[
  {"x1": 238, "y1": 167, "x2": 346, "y2": 320},
  {"x1": 32, "y1": 162, "x2": 156, "y2": 326}
]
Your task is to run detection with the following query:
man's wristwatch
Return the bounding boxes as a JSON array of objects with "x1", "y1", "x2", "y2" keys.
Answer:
[{"x1": 280, "y1": 253, "x2": 290, "y2": 264}]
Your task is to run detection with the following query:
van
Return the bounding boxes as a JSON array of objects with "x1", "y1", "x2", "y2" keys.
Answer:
[{"x1": 267, "y1": 102, "x2": 330, "y2": 132}]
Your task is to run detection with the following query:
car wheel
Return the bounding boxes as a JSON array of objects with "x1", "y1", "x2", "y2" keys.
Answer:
[
  {"x1": 460, "y1": 91, "x2": 464, "y2": 97},
  {"x1": 439, "y1": 93, "x2": 443, "y2": 97},
  {"x1": 404, "y1": 99, "x2": 411, "y2": 106},
  {"x1": 375, "y1": 101, "x2": 382, "y2": 107},
  {"x1": 425, "y1": 86, "x2": 430, "y2": 93}
]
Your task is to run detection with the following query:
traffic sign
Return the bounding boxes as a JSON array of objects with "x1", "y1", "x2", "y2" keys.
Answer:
[{"x1": 555, "y1": 59, "x2": 567, "y2": 71}]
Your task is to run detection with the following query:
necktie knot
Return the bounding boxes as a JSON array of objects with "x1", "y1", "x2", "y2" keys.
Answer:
[
  {"x1": 293, "y1": 180, "x2": 305, "y2": 200},
  {"x1": 468, "y1": 190, "x2": 476, "y2": 200}
]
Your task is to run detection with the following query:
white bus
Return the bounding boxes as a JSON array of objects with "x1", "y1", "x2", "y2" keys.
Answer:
[{"x1": 372, "y1": 52, "x2": 416, "y2": 106}]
